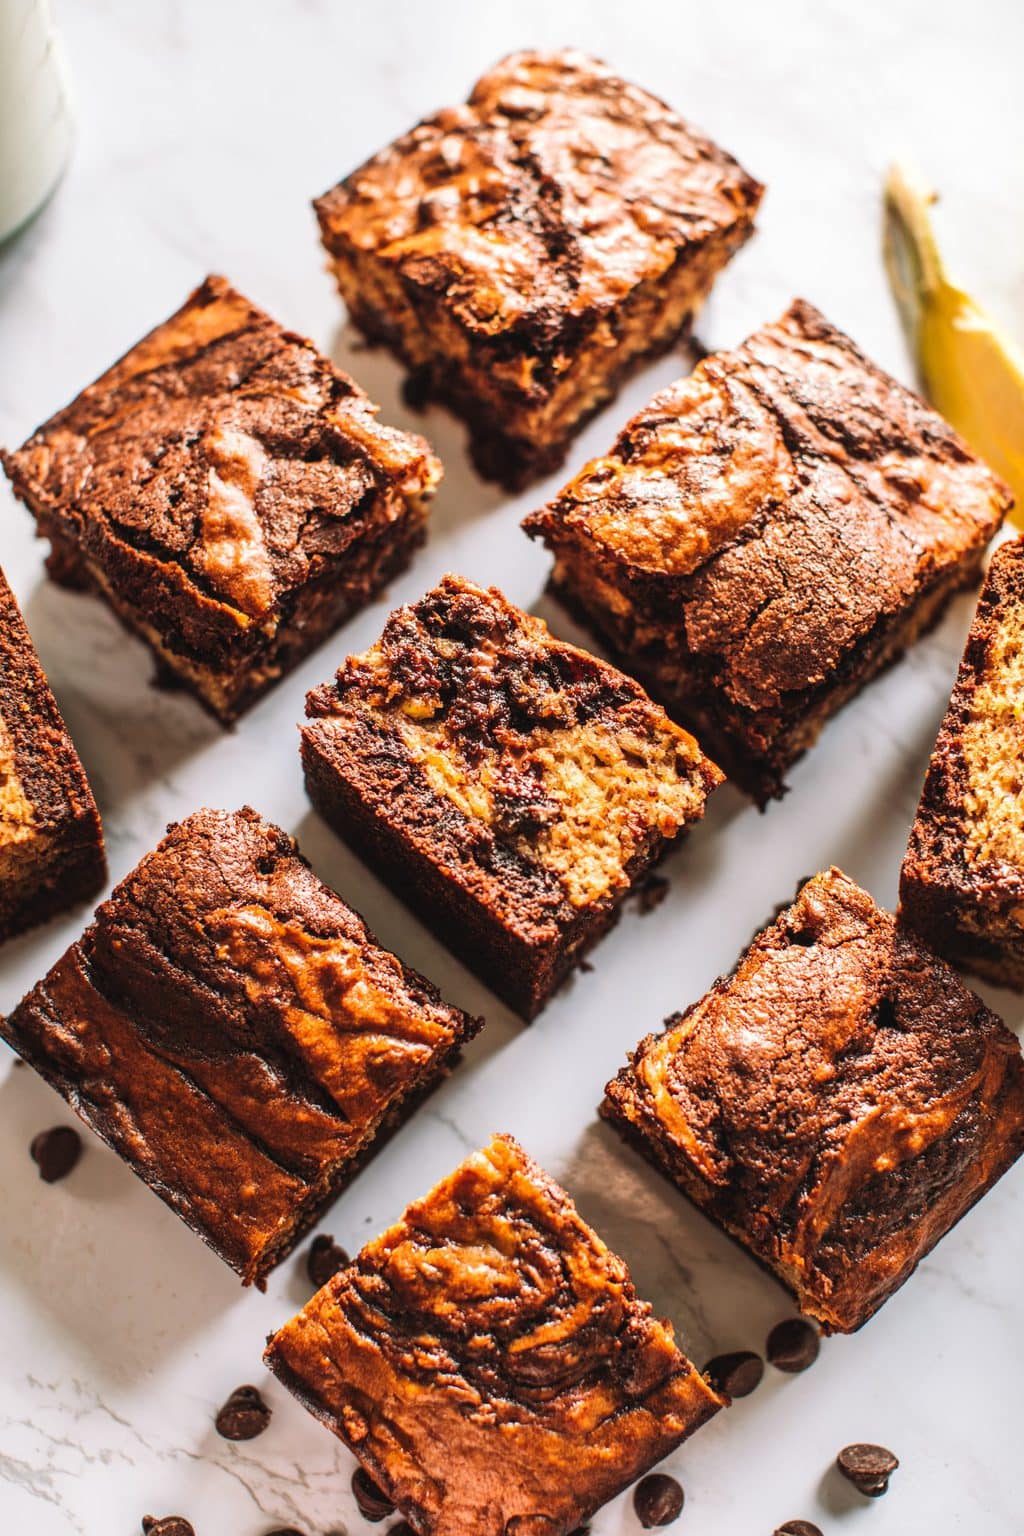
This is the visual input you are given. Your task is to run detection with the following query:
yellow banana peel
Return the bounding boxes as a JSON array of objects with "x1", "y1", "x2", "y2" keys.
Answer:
[{"x1": 884, "y1": 161, "x2": 1024, "y2": 525}]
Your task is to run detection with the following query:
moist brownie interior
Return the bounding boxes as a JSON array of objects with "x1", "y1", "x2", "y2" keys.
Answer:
[
  {"x1": 0, "y1": 566, "x2": 106, "y2": 942},
  {"x1": 2, "y1": 276, "x2": 442, "y2": 722},
  {"x1": 316, "y1": 49, "x2": 762, "y2": 489},
  {"x1": 302, "y1": 574, "x2": 722, "y2": 1018},
  {"x1": 525, "y1": 298, "x2": 1011, "y2": 801},
  {"x1": 602, "y1": 867, "x2": 1024, "y2": 1332},
  {"x1": 265, "y1": 1132, "x2": 723, "y2": 1536},
  {"x1": 901, "y1": 536, "x2": 1024, "y2": 986},
  {"x1": 2, "y1": 807, "x2": 480, "y2": 1285}
]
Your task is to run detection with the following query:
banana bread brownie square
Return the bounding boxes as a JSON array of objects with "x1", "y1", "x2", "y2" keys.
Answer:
[
  {"x1": 524, "y1": 299, "x2": 1011, "y2": 802},
  {"x1": 602, "y1": 867, "x2": 1024, "y2": 1332},
  {"x1": 901, "y1": 537, "x2": 1024, "y2": 987},
  {"x1": 315, "y1": 49, "x2": 762, "y2": 490},
  {"x1": 1, "y1": 276, "x2": 442, "y2": 723},
  {"x1": 301, "y1": 575, "x2": 722, "y2": 1019},
  {"x1": 0, "y1": 566, "x2": 105, "y2": 943},
  {"x1": 265, "y1": 1132, "x2": 724, "y2": 1536},
  {"x1": 2, "y1": 807, "x2": 480, "y2": 1285}
]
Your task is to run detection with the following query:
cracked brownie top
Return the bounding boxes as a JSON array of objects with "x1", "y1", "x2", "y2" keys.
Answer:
[
  {"x1": 265, "y1": 1132, "x2": 722, "y2": 1535},
  {"x1": 526, "y1": 300, "x2": 1010, "y2": 714},
  {"x1": 2, "y1": 276, "x2": 440, "y2": 635},
  {"x1": 316, "y1": 50, "x2": 762, "y2": 352}
]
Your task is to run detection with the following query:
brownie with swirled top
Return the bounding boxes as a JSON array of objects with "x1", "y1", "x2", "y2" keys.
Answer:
[
  {"x1": 2, "y1": 807, "x2": 480, "y2": 1285},
  {"x1": 315, "y1": 49, "x2": 762, "y2": 489},
  {"x1": 265, "y1": 1132, "x2": 723, "y2": 1536},
  {"x1": 602, "y1": 867, "x2": 1024, "y2": 1331},
  {"x1": 1, "y1": 276, "x2": 441, "y2": 722}
]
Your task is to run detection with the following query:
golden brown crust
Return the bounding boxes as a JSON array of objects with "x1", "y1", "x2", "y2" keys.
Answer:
[
  {"x1": 602, "y1": 868, "x2": 1024, "y2": 1332},
  {"x1": 2, "y1": 276, "x2": 442, "y2": 721},
  {"x1": 302, "y1": 575, "x2": 722, "y2": 1017},
  {"x1": 265, "y1": 1133, "x2": 723, "y2": 1536},
  {"x1": 2, "y1": 807, "x2": 480, "y2": 1284},
  {"x1": 0, "y1": 566, "x2": 105, "y2": 942},
  {"x1": 525, "y1": 299, "x2": 1010, "y2": 800},
  {"x1": 901, "y1": 537, "x2": 1024, "y2": 985},
  {"x1": 316, "y1": 50, "x2": 762, "y2": 488}
]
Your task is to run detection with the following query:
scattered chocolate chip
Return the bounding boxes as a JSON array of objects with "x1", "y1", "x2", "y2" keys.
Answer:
[
  {"x1": 836, "y1": 1442, "x2": 899, "y2": 1497},
  {"x1": 703, "y1": 1349, "x2": 764, "y2": 1398},
  {"x1": 215, "y1": 1384, "x2": 271, "y2": 1441},
  {"x1": 306, "y1": 1233, "x2": 349, "y2": 1289},
  {"x1": 352, "y1": 1466, "x2": 395, "y2": 1521},
  {"x1": 30, "y1": 1125, "x2": 82, "y2": 1182},
  {"x1": 264, "y1": 1529, "x2": 304, "y2": 1535},
  {"x1": 401, "y1": 368, "x2": 431, "y2": 412},
  {"x1": 636, "y1": 873, "x2": 670, "y2": 913},
  {"x1": 766, "y1": 1317, "x2": 820, "y2": 1373},
  {"x1": 774, "y1": 1523, "x2": 823, "y2": 1536},
  {"x1": 141, "y1": 1519, "x2": 195, "y2": 1536},
  {"x1": 634, "y1": 1473, "x2": 684, "y2": 1527},
  {"x1": 387, "y1": 1525, "x2": 415, "y2": 1536}
]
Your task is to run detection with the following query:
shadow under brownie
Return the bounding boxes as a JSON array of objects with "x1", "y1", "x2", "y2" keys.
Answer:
[
  {"x1": 315, "y1": 48, "x2": 762, "y2": 490},
  {"x1": 0, "y1": 565, "x2": 106, "y2": 943},
  {"x1": 602, "y1": 867, "x2": 1024, "y2": 1332},
  {"x1": 2, "y1": 275, "x2": 442, "y2": 723},
  {"x1": 301, "y1": 574, "x2": 722, "y2": 1019},
  {"x1": 265, "y1": 1132, "x2": 724, "y2": 1536},
  {"x1": 901, "y1": 536, "x2": 1024, "y2": 987},
  {"x1": 525, "y1": 298, "x2": 1011, "y2": 802},
  {"x1": 2, "y1": 806, "x2": 481, "y2": 1286}
]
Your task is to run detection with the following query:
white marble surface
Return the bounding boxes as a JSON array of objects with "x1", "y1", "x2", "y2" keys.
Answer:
[{"x1": 1, "y1": 2, "x2": 1023, "y2": 1533}]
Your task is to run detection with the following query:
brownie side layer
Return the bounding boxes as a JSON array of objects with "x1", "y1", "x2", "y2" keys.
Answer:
[
  {"x1": 901, "y1": 537, "x2": 1024, "y2": 987},
  {"x1": 316, "y1": 49, "x2": 762, "y2": 489},
  {"x1": 602, "y1": 868, "x2": 1024, "y2": 1332},
  {"x1": 266, "y1": 1133, "x2": 723, "y2": 1536},
  {"x1": 2, "y1": 807, "x2": 480, "y2": 1284},
  {"x1": 2, "y1": 276, "x2": 441, "y2": 721},
  {"x1": 525, "y1": 298, "x2": 1010, "y2": 800},
  {"x1": 302, "y1": 575, "x2": 721, "y2": 1018},
  {"x1": 0, "y1": 566, "x2": 105, "y2": 942}
]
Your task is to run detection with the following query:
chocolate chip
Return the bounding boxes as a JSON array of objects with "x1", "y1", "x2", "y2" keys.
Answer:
[
  {"x1": 401, "y1": 368, "x2": 431, "y2": 412},
  {"x1": 387, "y1": 1525, "x2": 415, "y2": 1536},
  {"x1": 634, "y1": 1473, "x2": 684, "y2": 1527},
  {"x1": 215, "y1": 1384, "x2": 271, "y2": 1440},
  {"x1": 836, "y1": 1442, "x2": 899, "y2": 1497},
  {"x1": 774, "y1": 1523, "x2": 823, "y2": 1536},
  {"x1": 264, "y1": 1530, "x2": 304, "y2": 1535},
  {"x1": 352, "y1": 1466, "x2": 395, "y2": 1521},
  {"x1": 141, "y1": 1519, "x2": 195, "y2": 1536},
  {"x1": 306, "y1": 1233, "x2": 349, "y2": 1289},
  {"x1": 30, "y1": 1125, "x2": 82, "y2": 1182},
  {"x1": 703, "y1": 1349, "x2": 764, "y2": 1398},
  {"x1": 636, "y1": 873, "x2": 670, "y2": 913},
  {"x1": 766, "y1": 1318, "x2": 820, "y2": 1373}
]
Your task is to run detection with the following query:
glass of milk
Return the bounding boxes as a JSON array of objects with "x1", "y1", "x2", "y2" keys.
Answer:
[{"x1": 0, "y1": 0, "x2": 73, "y2": 244}]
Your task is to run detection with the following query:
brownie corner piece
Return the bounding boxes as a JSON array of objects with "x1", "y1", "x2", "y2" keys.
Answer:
[
  {"x1": 1, "y1": 805, "x2": 480, "y2": 1284},
  {"x1": 901, "y1": 536, "x2": 1024, "y2": 987},
  {"x1": 525, "y1": 297, "x2": 1011, "y2": 801},
  {"x1": 301, "y1": 574, "x2": 722, "y2": 1018},
  {"x1": 0, "y1": 565, "x2": 105, "y2": 942},
  {"x1": 265, "y1": 1131, "x2": 723, "y2": 1536},
  {"x1": 2, "y1": 274, "x2": 442, "y2": 723},
  {"x1": 315, "y1": 49, "x2": 762, "y2": 489},
  {"x1": 602, "y1": 866, "x2": 1024, "y2": 1332}
]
